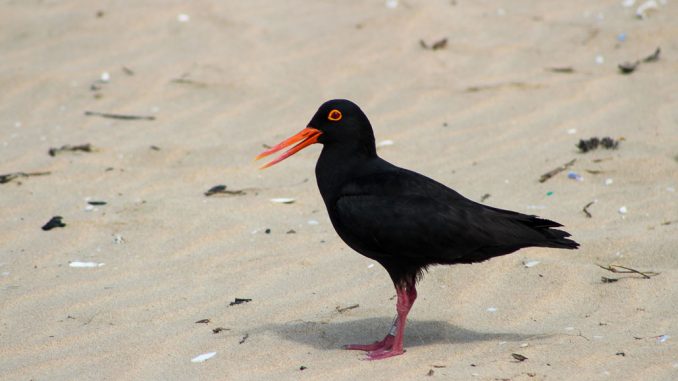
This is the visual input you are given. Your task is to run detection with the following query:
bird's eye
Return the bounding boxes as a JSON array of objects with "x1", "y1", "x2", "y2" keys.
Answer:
[{"x1": 328, "y1": 109, "x2": 342, "y2": 122}]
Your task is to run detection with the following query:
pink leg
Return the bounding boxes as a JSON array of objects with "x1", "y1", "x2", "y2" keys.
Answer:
[{"x1": 343, "y1": 284, "x2": 417, "y2": 360}]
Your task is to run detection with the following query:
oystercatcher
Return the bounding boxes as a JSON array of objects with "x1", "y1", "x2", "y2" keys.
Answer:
[{"x1": 257, "y1": 99, "x2": 579, "y2": 360}]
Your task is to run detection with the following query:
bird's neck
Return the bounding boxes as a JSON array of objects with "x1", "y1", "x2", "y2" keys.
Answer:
[{"x1": 315, "y1": 143, "x2": 377, "y2": 203}]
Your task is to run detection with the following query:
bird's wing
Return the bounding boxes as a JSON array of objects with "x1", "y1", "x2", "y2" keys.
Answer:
[
  {"x1": 335, "y1": 192, "x2": 496, "y2": 262},
  {"x1": 333, "y1": 167, "x2": 574, "y2": 263},
  {"x1": 333, "y1": 168, "x2": 512, "y2": 262}
]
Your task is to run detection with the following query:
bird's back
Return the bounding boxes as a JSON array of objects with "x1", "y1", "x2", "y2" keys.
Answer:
[{"x1": 324, "y1": 157, "x2": 578, "y2": 270}]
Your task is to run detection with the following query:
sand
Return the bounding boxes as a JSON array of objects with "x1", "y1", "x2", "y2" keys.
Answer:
[{"x1": 1, "y1": 1, "x2": 677, "y2": 380}]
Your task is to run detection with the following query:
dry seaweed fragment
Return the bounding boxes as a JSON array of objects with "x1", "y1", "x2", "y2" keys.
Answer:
[
  {"x1": 239, "y1": 333, "x2": 249, "y2": 344},
  {"x1": 643, "y1": 47, "x2": 661, "y2": 62},
  {"x1": 547, "y1": 67, "x2": 575, "y2": 73},
  {"x1": 618, "y1": 61, "x2": 639, "y2": 74},
  {"x1": 0, "y1": 171, "x2": 51, "y2": 184},
  {"x1": 229, "y1": 298, "x2": 252, "y2": 306},
  {"x1": 42, "y1": 216, "x2": 66, "y2": 231},
  {"x1": 618, "y1": 47, "x2": 661, "y2": 74},
  {"x1": 420, "y1": 38, "x2": 448, "y2": 50},
  {"x1": 336, "y1": 304, "x2": 359, "y2": 313},
  {"x1": 512, "y1": 353, "x2": 528, "y2": 362},
  {"x1": 576, "y1": 137, "x2": 619, "y2": 153},
  {"x1": 204, "y1": 185, "x2": 246, "y2": 197},
  {"x1": 582, "y1": 201, "x2": 595, "y2": 218},
  {"x1": 538, "y1": 159, "x2": 576, "y2": 183},
  {"x1": 84, "y1": 111, "x2": 155, "y2": 121},
  {"x1": 49, "y1": 144, "x2": 94, "y2": 157}
]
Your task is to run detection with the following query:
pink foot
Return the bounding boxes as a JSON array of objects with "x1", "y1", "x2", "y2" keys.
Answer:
[
  {"x1": 343, "y1": 335, "x2": 394, "y2": 351},
  {"x1": 365, "y1": 348, "x2": 405, "y2": 361}
]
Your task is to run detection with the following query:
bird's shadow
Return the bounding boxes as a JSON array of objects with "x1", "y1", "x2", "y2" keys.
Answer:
[{"x1": 258, "y1": 317, "x2": 543, "y2": 350}]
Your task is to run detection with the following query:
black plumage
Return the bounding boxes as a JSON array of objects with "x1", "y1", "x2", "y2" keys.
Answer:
[{"x1": 257, "y1": 99, "x2": 578, "y2": 360}]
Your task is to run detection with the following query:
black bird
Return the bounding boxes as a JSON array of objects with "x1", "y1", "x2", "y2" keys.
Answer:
[{"x1": 256, "y1": 99, "x2": 579, "y2": 360}]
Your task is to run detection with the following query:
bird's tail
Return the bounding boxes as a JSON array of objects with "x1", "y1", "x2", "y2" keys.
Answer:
[{"x1": 528, "y1": 217, "x2": 580, "y2": 250}]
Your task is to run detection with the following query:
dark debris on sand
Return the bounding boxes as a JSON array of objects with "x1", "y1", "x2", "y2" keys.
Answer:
[
  {"x1": 576, "y1": 137, "x2": 620, "y2": 153},
  {"x1": 204, "y1": 185, "x2": 247, "y2": 197},
  {"x1": 419, "y1": 38, "x2": 447, "y2": 50},
  {"x1": 229, "y1": 298, "x2": 252, "y2": 306},
  {"x1": 42, "y1": 216, "x2": 66, "y2": 231},
  {"x1": 0, "y1": 171, "x2": 51, "y2": 184},
  {"x1": 49, "y1": 144, "x2": 94, "y2": 157}
]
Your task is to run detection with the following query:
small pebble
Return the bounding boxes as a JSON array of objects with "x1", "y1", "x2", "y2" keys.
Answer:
[
  {"x1": 177, "y1": 14, "x2": 190, "y2": 22},
  {"x1": 100, "y1": 71, "x2": 110, "y2": 82},
  {"x1": 595, "y1": 55, "x2": 605, "y2": 64}
]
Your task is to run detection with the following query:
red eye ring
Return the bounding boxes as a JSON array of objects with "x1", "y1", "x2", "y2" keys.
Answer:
[{"x1": 328, "y1": 109, "x2": 342, "y2": 121}]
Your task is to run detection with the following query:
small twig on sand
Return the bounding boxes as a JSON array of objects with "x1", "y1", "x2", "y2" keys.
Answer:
[
  {"x1": 596, "y1": 264, "x2": 659, "y2": 279},
  {"x1": 85, "y1": 111, "x2": 155, "y2": 121},
  {"x1": 336, "y1": 304, "x2": 359, "y2": 313},
  {"x1": 582, "y1": 201, "x2": 595, "y2": 218},
  {"x1": 539, "y1": 159, "x2": 576, "y2": 183}
]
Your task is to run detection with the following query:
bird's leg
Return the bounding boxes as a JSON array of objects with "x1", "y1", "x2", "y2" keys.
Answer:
[
  {"x1": 365, "y1": 284, "x2": 417, "y2": 360},
  {"x1": 343, "y1": 316, "x2": 397, "y2": 352}
]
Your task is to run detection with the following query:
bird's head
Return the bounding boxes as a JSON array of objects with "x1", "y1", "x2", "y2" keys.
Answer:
[{"x1": 256, "y1": 99, "x2": 375, "y2": 169}]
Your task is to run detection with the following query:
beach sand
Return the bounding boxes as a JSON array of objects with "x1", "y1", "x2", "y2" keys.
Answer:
[{"x1": 1, "y1": 1, "x2": 677, "y2": 380}]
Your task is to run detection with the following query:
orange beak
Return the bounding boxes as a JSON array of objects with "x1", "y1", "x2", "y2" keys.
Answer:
[{"x1": 256, "y1": 127, "x2": 322, "y2": 169}]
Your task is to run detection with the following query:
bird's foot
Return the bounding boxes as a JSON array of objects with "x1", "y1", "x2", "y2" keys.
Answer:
[
  {"x1": 343, "y1": 334, "x2": 394, "y2": 352},
  {"x1": 364, "y1": 347, "x2": 405, "y2": 361}
]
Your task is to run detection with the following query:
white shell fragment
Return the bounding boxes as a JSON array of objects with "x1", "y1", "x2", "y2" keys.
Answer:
[
  {"x1": 307, "y1": 219, "x2": 319, "y2": 225},
  {"x1": 191, "y1": 352, "x2": 216, "y2": 363},
  {"x1": 523, "y1": 260, "x2": 540, "y2": 268},
  {"x1": 618, "y1": 206, "x2": 628, "y2": 214},
  {"x1": 270, "y1": 198, "x2": 295, "y2": 204},
  {"x1": 636, "y1": 0, "x2": 658, "y2": 18},
  {"x1": 69, "y1": 261, "x2": 105, "y2": 268},
  {"x1": 486, "y1": 307, "x2": 497, "y2": 312},
  {"x1": 177, "y1": 14, "x2": 190, "y2": 22},
  {"x1": 100, "y1": 71, "x2": 110, "y2": 82},
  {"x1": 376, "y1": 140, "x2": 394, "y2": 148},
  {"x1": 657, "y1": 334, "x2": 669, "y2": 343}
]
